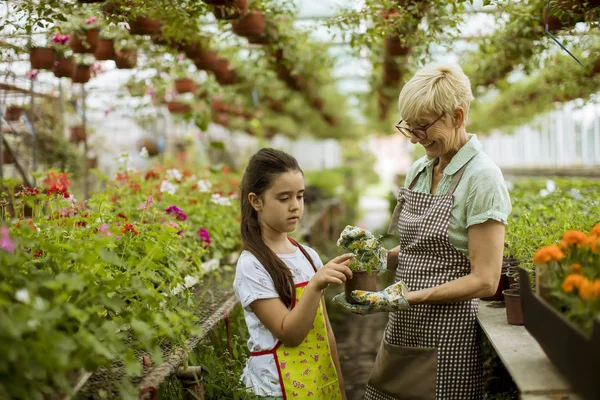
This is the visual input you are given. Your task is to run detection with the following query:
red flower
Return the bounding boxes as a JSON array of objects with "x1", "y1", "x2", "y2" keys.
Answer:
[
  {"x1": 47, "y1": 184, "x2": 70, "y2": 198},
  {"x1": 222, "y1": 165, "x2": 229, "y2": 174},
  {"x1": 117, "y1": 213, "x2": 128, "y2": 220},
  {"x1": 129, "y1": 182, "x2": 141, "y2": 193},
  {"x1": 122, "y1": 223, "x2": 139, "y2": 236},
  {"x1": 145, "y1": 170, "x2": 160, "y2": 181},
  {"x1": 75, "y1": 220, "x2": 87, "y2": 228},
  {"x1": 33, "y1": 249, "x2": 43, "y2": 258},
  {"x1": 44, "y1": 172, "x2": 71, "y2": 190},
  {"x1": 116, "y1": 172, "x2": 129, "y2": 182}
]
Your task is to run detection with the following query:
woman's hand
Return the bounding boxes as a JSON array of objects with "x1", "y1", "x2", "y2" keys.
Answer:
[{"x1": 308, "y1": 254, "x2": 354, "y2": 291}]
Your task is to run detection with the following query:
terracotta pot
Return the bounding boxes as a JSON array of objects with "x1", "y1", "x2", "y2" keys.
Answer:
[
  {"x1": 128, "y1": 16, "x2": 162, "y2": 35},
  {"x1": 137, "y1": 137, "x2": 160, "y2": 156},
  {"x1": 213, "y1": 59, "x2": 237, "y2": 85},
  {"x1": 231, "y1": 10, "x2": 266, "y2": 37},
  {"x1": 94, "y1": 38, "x2": 116, "y2": 60},
  {"x1": 383, "y1": 61, "x2": 402, "y2": 83},
  {"x1": 85, "y1": 28, "x2": 100, "y2": 52},
  {"x1": 345, "y1": 271, "x2": 377, "y2": 304},
  {"x1": 384, "y1": 36, "x2": 411, "y2": 57},
  {"x1": 166, "y1": 101, "x2": 192, "y2": 114},
  {"x1": 87, "y1": 157, "x2": 98, "y2": 169},
  {"x1": 70, "y1": 126, "x2": 86, "y2": 143},
  {"x1": 72, "y1": 64, "x2": 91, "y2": 83},
  {"x1": 193, "y1": 50, "x2": 219, "y2": 71},
  {"x1": 174, "y1": 78, "x2": 197, "y2": 94},
  {"x1": 2, "y1": 149, "x2": 13, "y2": 164},
  {"x1": 30, "y1": 47, "x2": 56, "y2": 70},
  {"x1": 115, "y1": 50, "x2": 137, "y2": 69},
  {"x1": 69, "y1": 33, "x2": 92, "y2": 54},
  {"x1": 213, "y1": 0, "x2": 248, "y2": 20},
  {"x1": 503, "y1": 289, "x2": 523, "y2": 325},
  {"x1": 5, "y1": 106, "x2": 23, "y2": 122},
  {"x1": 53, "y1": 58, "x2": 75, "y2": 78},
  {"x1": 211, "y1": 98, "x2": 229, "y2": 113}
]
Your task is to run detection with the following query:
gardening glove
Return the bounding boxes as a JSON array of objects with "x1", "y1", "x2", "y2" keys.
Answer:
[{"x1": 333, "y1": 281, "x2": 410, "y2": 315}]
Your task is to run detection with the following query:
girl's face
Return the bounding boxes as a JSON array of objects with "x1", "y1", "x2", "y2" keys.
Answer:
[{"x1": 254, "y1": 171, "x2": 305, "y2": 234}]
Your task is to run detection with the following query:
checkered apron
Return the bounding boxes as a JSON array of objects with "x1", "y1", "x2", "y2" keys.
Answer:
[{"x1": 365, "y1": 164, "x2": 483, "y2": 400}]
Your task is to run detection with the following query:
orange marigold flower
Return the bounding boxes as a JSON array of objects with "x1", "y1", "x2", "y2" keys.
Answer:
[
  {"x1": 560, "y1": 230, "x2": 589, "y2": 247},
  {"x1": 562, "y1": 274, "x2": 585, "y2": 293},
  {"x1": 591, "y1": 237, "x2": 599, "y2": 254},
  {"x1": 590, "y1": 223, "x2": 600, "y2": 238},
  {"x1": 533, "y1": 245, "x2": 565, "y2": 264},
  {"x1": 570, "y1": 263, "x2": 582, "y2": 273},
  {"x1": 592, "y1": 279, "x2": 600, "y2": 298},
  {"x1": 579, "y1": 278, "x2": 594, "y2": 301}
]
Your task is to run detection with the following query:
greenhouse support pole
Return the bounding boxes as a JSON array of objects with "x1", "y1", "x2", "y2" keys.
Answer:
[
  {"x1": 30, "y1": 76, "x2": 38, "y2": 186},
  {"x1": 82, "y1": 84, "x2": 89, "y2": 200}
]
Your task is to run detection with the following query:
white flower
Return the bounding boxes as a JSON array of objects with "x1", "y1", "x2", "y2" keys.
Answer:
[
  {"x1": 15, "y1": 289, "x2": 30, "y2": 304},
  {"x1": 546, "y1": 179, "x2": 556, "y2": 193},
  {"x1": 140, "y1": 147, "x2": 149, "y2": 159},
  {"x1": 197, "y1": 179, "x2": 212, "y2": 193},
  {"x1": 117, "y1": 152, "x2": 129, "y2": 166},
  {"x1": 539, "y1": 189, "x2": 549, "y2": 197},
  {"x1": 211, "y1": 193, "x2": 231, "y2": 206},
  {"x1": 160, "y1": 180, "x2": 178, "y2": 195},
  {"x1": 166, "y1": 169, "x2": 182, "y2": 182}
]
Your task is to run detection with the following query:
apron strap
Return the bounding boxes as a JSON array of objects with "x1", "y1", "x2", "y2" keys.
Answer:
[
  {"x1": 287, "y1": 236, "x2": 318, "y2": 273},
  {"x1": 447, "y1": 163, "x2": 469, "y2": 195},
  {"x1": 388, "y1": 169, "x2": 425, "y2": 235},
  {"x1": 408, "y1": 168, "x2": 425, "y2": 190}
]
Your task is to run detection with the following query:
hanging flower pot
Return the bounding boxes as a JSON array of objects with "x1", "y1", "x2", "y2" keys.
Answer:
[
  {"x1": 2, "y1": 149, "x2": 13, "y2": 164},
  {"x1": 174, "y1": 78, "x2": 197, "y2": 94},
  {"x1": 5, "y1": 105, "x2": 23, "y2": 122},
  {"x1": 213, "y1": 59, "x2": 238, "y2": 85},
  {"x1": 383, "y1": 61, "x2": 401, "y2": 84},
  {"x1": 166, "y1": 101, "x2": 192, "y2": 114},
  {"x1": 115, "y1": 49, "x2": 137, "y2": 69},
  {"x1": 69, "y1": 33, "x2": 92, "y2": 54},
  {"x1": 213, "y1": 0, "x2": 248, "y2": 20},
  {"x1": 231, "y1": 10, "x2": 266, "y2": 37},
  {"x1": 384, "y1": 36, "x2": 412, "y2": 57},
  {"x1": 193, "y1": 50, "x2": 219, "y2": 72},
  {"x1": 53, "y1": 57, "x2": 75, "y2": 78},
  {"x1": 94, "y1": 38, "x2": 116, "y2": 60},
  {"x1": 72, "y1": 64, "x2": 91, "y2": 83},
  {"x1": 30, "y1": 47, "x2": 56, "y2": 70},
  {"x1": 85, "y1": 28, "x2": 100, "y2": 52},
  {"x1": 70, "y1": 126, "x2": 86, "y2": 143},
  {"x1": 128, "y1": 16, "x2": 162, "y2": 35}
]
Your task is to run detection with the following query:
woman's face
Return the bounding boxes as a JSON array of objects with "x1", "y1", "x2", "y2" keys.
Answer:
[{"x1": 407, "y1": 113, "x2": 455, "y2": 159}]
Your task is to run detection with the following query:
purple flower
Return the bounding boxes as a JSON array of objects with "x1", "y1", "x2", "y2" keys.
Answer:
[
  {"x1": 176, "y1": 212, "x2": 187, "y2": 221},
  {"x1": 1, "y1": 226, "x2": 15, "y2": 253},
  {"x1": 139, "y1": 195, "x2": 154, "y2": 211},
  {"x1": 165, "y1": 205, "x2": 183, "y2": 215},
  {"x1": 197, "y1": 228, "x2": 211, "y2": 245},
  {"x1": 85, "y1": 16, "x2": 97, "y2": 24}
]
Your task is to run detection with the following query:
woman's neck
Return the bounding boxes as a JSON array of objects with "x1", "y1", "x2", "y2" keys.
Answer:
[{"x1": 437, "y1": 129, "x2": 469, "y2": 172}]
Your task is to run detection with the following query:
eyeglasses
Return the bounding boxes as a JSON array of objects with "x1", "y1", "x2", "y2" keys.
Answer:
[{"x1": 395, "y1": 114, "x2": 444, "y2": 140}]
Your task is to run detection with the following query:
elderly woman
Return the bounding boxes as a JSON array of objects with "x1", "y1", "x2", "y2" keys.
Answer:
[{"x1": 335, "y1": 64, "x2": 511, "y2": 400}]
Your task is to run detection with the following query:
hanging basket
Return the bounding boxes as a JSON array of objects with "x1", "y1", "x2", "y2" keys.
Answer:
[
  {"x1": 212, "y1": 0, "x2": 248, "y2": 20},
  {"x1": 70, "y1": 126, "x2": 86, "y2": 143},
  {"x1": 85, "y1": 28, "x2": 100, "y2": 52},
  {"x1": 94, "y1": 38, "x2": 116, "y2": 60},
  {"x1": 166, "y1": 101, "x2": 192, "y2": 114},
  {"x1": 174, "y1": 78, "x2": 197, "y2": 94},
  {"x1": 72, "y1": 64, "x2": 91, "y2": 83},
  {"x1": 53, "y1": 58, "x2": 75, "y2": 78},
  {"x1": 383, "y1": 61, "x2": 401, "y2": 84},
  {"x1": 30, "y1": 47, "x2": 56, "y2": 70},
  {"x1": 231, "y1": 10, "x2": 266, "y2": 37},
  {"x1": 384, "y1": 36, "x2": 412, "y2": 57},
  {"x1": 115, "y1": 50, "x2": 137, "y2": 69},
  {"x1": 5, "y1": 106, "x2": 22, "y2": 122},
  {"x1": 128, "y1": 16, "x2": 162, "y2": 35},
  {"x1": 193, "y1": 50, "x2": 219, "y2": 72},
  {"x1": 213, "y1": 59, "x2": 238, "y2": 85},
  {"x1": 69, "y1": 32, "x2": 93, "y2": 54}
]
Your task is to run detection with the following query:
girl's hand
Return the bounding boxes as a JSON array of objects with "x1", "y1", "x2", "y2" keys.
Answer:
[{"x1": 308, "y1": 253, "x2": 354, "y2": 291}]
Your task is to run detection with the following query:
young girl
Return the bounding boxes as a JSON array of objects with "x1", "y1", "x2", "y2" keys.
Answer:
[{"x1": 233, "y1": 148, "x2": 353, "y2": 400}]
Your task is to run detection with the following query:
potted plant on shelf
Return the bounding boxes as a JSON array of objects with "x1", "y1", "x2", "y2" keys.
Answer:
[
  {"x1": 520, "y1": 225, "x2": 600, "y2": 400},
  {"x1": 336, "y1": 225, "x2": 388, "y2": 304},
  {"x1": 69, "y1": 14, "x2": 103, "y2": 54},
  {"x1": 114, "y1": 38, "x2": 138, "y2": 69}
]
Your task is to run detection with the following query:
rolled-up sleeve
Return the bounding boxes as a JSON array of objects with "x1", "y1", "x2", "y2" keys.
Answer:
[{"x1": 465, "y1": 168, "x2": 512, "y2": 228}]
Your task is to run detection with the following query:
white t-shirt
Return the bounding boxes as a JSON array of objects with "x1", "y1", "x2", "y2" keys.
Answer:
[{"x1": 233, "y1": 245, "x2": 323, "y2": 397}]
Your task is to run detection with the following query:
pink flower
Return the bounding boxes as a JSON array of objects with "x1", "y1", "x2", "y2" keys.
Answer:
[
  {"x1": 85, "y1": 16, "x2": 97, "y2": 25},
  {"x1": 197, "y1": 227, "x2": 211, "y2": 246},
  {"x1": 177, "y1": 53, "x2": 185, "y2": 61},
  {"x1": 147, "y1": 88, "x2": 156, "y2": 96},
  {"x1": 139, "y1": 195, "x2": 154, "y2": 210},
  {"x1": 1, "y1": 226, "x2": 16, "y2": 253},
  {"x1": 26, "y1": 70, "x2": 39, "y2": 80},
  {"x1": 52, "y1": 33, "x2": 70, "y2": 45},
  {"x1": 99, "y1": 223, "x2": 113, "y2": 237}
]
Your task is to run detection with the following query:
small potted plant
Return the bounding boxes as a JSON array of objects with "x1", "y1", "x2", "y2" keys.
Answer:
[
  {"x1": 69, "y1": 15, "x2": 103, "y2": 54},
  {"x1": 49, "y1": 33, "x2": 75, "y2": 78},
  {"x1": 337, "y1": 225, "x2": 388, "y2": 304},
  {"x1": 114, "y1": 38, "x2": 138, "y2": 69},
  {"x1": 171, "y1": 57, "x2": 197, "y2": 94}
]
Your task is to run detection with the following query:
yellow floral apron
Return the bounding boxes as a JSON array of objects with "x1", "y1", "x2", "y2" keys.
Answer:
[{"x1": 250, "y1": 240, "x2": 342, "y2": 400}]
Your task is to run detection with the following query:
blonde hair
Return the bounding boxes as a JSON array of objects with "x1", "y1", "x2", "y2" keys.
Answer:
[{"x1": 397, "y1": 64, "x2": 474, "y2": 127}]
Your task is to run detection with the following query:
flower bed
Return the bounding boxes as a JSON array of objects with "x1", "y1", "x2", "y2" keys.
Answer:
[{"x1": 0, "y1": 163, "x2": 241, "y2": 399}]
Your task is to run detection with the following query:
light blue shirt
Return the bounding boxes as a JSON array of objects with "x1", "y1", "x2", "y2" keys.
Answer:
[{"x1": 404, "y1": 134, "x2": 512, "y2": 255}]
